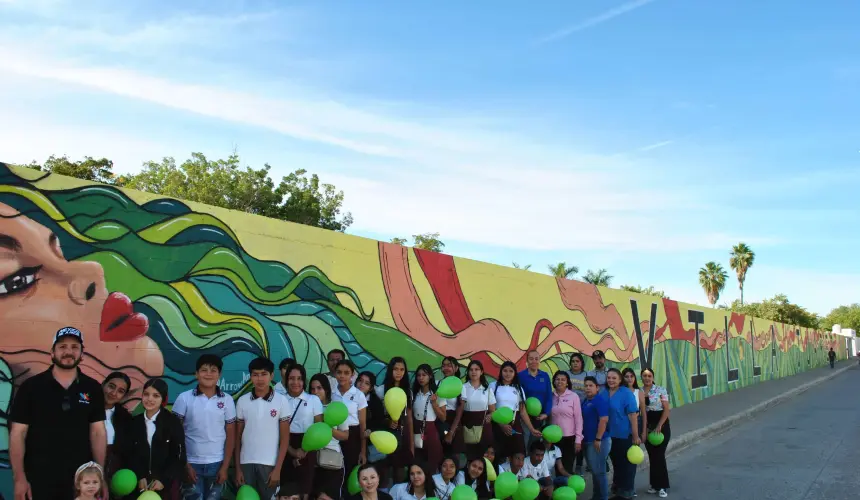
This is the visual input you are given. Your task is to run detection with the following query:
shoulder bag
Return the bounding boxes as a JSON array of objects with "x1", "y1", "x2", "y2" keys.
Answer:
[{"x1": 463, "y1": 388, "x2": 489, "y2": 444}]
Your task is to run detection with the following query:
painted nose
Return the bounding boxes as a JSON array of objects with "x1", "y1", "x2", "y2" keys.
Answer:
[{"x1": 68, "y1": 280, "x2": 97, "y2": 305}]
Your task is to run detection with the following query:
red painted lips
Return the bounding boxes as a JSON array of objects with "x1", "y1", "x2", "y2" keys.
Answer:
[{"x1": 100, "y1": 292, "x2": 149, "y2": 342}]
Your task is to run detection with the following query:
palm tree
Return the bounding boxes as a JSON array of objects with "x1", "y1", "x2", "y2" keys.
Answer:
[
  {"x1": 512, "y1": 262, "x2": 532, "y2": 271},
  {"x1": 548, "y1": 262, "x2": 578, "y2": 279},
  {"x1": 729, "y1": 243, "x2": 755, "y2": 305},
  {"x1": 699, "y1": 262, "x2": 728, "y2": 307},
  {"x1": 583, "y1": 268, "x2": 613, "y2": 287}
]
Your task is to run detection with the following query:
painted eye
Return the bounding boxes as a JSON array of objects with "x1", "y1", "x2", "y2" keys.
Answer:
[{"x1": 0, "y1": 266, "x2": 41, "y2": 296}]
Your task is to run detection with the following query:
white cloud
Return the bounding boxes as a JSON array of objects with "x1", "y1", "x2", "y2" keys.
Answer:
[{"x1": 534, "y1": 0, "x2": 658, "y2": 45}]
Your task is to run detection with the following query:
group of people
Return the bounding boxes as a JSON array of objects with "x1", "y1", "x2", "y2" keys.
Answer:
[{"x1": 8, "y1": 327, "x2": 673, "y2": 500}]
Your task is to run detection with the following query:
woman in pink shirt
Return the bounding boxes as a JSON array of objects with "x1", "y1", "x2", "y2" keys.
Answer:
[{"x1": 550, "y1": 371, "x2": 583, "y2": 476}]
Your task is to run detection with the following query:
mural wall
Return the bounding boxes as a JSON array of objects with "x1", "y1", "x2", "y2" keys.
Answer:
[{"x1": 0, "y1": 163, "x2": 846, "y2": 494}]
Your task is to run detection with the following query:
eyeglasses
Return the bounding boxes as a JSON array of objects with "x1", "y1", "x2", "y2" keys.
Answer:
[{"x1": 62, "y1": 394, "x2": 71, "y2": 412}]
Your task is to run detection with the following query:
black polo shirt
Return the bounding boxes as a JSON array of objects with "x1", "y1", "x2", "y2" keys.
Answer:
[{"x1": 9, "y1": 366, "x2": 106, "y2": 476}]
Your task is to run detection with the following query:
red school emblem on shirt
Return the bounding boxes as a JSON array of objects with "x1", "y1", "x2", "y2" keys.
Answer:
[{"x1": 271, "y1": 409, "x2": 278, "y2": 418}]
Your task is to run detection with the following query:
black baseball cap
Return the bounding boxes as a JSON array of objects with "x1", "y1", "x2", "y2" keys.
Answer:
[
  {"x1": 591, "y1": 350, "x2": 605, "y2": 359},
  {"x1": 53, "y1": 326, "x2": 84, "y2": 347}
]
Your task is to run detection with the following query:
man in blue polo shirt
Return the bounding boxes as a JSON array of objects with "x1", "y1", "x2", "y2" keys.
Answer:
[{"x1": 519, "y1": 349, "x2": 553, "y2": 446}]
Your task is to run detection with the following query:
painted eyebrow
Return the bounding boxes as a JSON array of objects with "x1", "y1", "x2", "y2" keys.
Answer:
[{"x1": 0, "y1": 234, "x2": 21, "y2": 252}]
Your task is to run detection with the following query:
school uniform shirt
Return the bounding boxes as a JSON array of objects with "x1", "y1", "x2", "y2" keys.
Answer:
[
  {"x1": 322, "y1": 404, "x2": 350, "y2": 453},
  {"x1": 389, "y1": 482, "x2": 428, "y2": 500},
  {"x1": 236, "y1": 389, "x2": 292, "y2": 466},
  {"x1": 432, "y1": 473, "x2": 457, "y2": 500},
  {"x1": 106, "y1": 407, "x2": 116, "y2": 445},
  {"x1": 145, "y1": 410, "x2": 159, "y2": 445},
  {"x1": 518, "y1": 369, "x2": 553, "y2": 416},
  {"x1": 644, "y1": 385, "x2": 670, "y2": 412},
  {"x1": 497, "y1": 462, "x2": 527, "y2": 480},
  {"x1": 521, "y1": 457, "x2": 551, "y2": 480},
  {"x1": 173, "y1": 386, "x2": 238, "y2": 464},
  {"x1": 541, "y1": 446, "x2": 562, "y2": 477},
  {"x1": 413, "y1": 390, "x2": 445, "y2": 422},
  {"x1": 332, "y1": 385, "x2": 368, "y2": 426},
  {"x1": 435, "y1": 377, "x2": 460, "y2": 413},
  {"x1": 327, "y1": 372, "x2": 358, "y2": 395},
  {"x1": 460, "y1": 383, "x2": 496, "y2": 412},
  {"x1": 454, "y1": 471, "x2": 491, "y2": 491},
  {"x1": 488, "y1": 382, "x2": 526, "y2": 411},
  {"x1": 606, "y1": 387, "x2": 639, "y2": 440},
  {"x1": 283, "y1": 391, "x2": 324, "y2": 433}
]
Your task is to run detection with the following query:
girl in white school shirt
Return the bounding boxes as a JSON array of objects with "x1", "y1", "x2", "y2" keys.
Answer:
[
  {"x1": 332, "y1": 360, "x2": 368, "y2": 498},
  {"x1": 279, "y1": 364, "x2": 324, "y2": 499},
  {"x1": 389, "y1": 461, "x2": 434, "y2": 500},
  {"x1": 412, "y1": 364, "x2": 447, "y2": 472},
  {"x1": 454, "y1": 456, "x2": 492, "y2": 500},
  {"x1": 437, "y1": 356, "x2": 464, "y2": 460},
  {"x1": 489, "y1": 361, "x2": 542, "y2": 464},
  {"x1": 453, "y1": 360, "x2": 496, "y2": 458},
  {"x1": 432, "y1": 456, "x2": 458, "y2": 500},
  {"x1": 309, "y1": 374, "x2": 350, "y2": 500}
]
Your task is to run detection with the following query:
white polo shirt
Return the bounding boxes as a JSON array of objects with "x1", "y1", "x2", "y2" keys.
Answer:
[
  {"x1": 435, "y1": 377, "x2": 460, "y2": 413},
  {"x1": 282, "y1": 391, "x2": 323, "y2": 433},
  {"x1": 521, "y1": 457, "x2": 551, "y2": 480},
  {"x1": 497, "y1": 461, "x2": 527, "y2": 480},
  {"x1": 454, "y1": 471, "x2": 490, "y2": 491},
  {"x1": 332, "y1": 385, "x2": 367, "y2": 427},
  {"x1": 327, "y1": 372, "x2": 358, "y2": 394},
  {"x1": 460, "y1": 383, "x2": 496, "y2": 412},
  {"x1": 488, "y1": 382, "x2": 525, "y2": 411},
  {"x1": 390, "y1": 482, "x2": 428, "y2": 500},
  {"x1": 173, "y1": 386, "x2": 238, "y2": 464},
  {"x1": 413, "y1": 390, "x2": 445, "y2": 422},
  {"x1": 322, "y1": 404, "x2": 350, "y2": 453},
  {"x1": 432, "y1": 473, "x2": 456, "y2": 500},
  {"x1": 542, "y1": 446, "x2": 562, "y2": 477},
  {"x1": 236, "y1": 389, "x2": 292, "y2": 466}
]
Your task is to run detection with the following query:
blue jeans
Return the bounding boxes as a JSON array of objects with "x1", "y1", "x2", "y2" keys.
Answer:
[
  {"x1": 182, "y1": 462, "x2": 224, "y2": 500},
  {"x1": 584, "y1": 438, "x2": 612, "y2": 500}
]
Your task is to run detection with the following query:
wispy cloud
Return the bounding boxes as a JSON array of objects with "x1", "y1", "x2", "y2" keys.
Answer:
[
  {"x1": 534, "y1": 0, "x2": 657, "y2": 45},
  {"x1": 638, "y1": 140, "x2": 674, "y2": 152}
]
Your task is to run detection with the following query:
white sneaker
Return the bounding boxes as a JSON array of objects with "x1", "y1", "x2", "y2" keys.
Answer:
[
  {"x1": 658, "y1": 489, "x2": 668, "y2": 498},
  {"x1": 647, "y1": 487, "x2": 658, "y2": 494}
]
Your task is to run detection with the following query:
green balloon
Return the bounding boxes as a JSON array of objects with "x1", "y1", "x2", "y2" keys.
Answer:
[
  {"x1": 236, "y1": 484, "x2": 261, "y2": 500},
  {"x1": 552, "y1": 486, "x2": 577, "y2": 500},
  {"x1": 302, "y1": 421, "x2": 333, "y2": 451},
  {"x1": 494, "y1": 471, "x2": 519, "y2": 499},
  {"x1": 491, "y1": 406, "x2": 514, "y2": 424},
  {"x1": 324, "y1": 401, "x2": 349, "y2": 427},
  {"x1": 516, "y1": 478, "x2": 541, "y2": 500},
  {"x1": 138, "y1": 492, "x2": 161, "y2": 500},
  {"x1": 525, "y1": 397, "x2": 542, "y2": 417},
  {"x1": 542, "y1": 424, "x2": 563, "y2": 444},
  {"x1": 348, "y1": 465, "x2": 361, "y2": 495},
  {"x1": 567, "y1": 475, "x2": 586, "y2": 494},
  {"x1": 648, "y1": 431, "x2": 665, "y2": 446},
  {"x1": 452, "y1": 484, "x2": 478, "y2": 500},
  {"x1": 110, "y1": 469, "x2": 137, "y2": 496},
  {"x1": 437, "y1": 376, "x2": 464, "y2": 399}
]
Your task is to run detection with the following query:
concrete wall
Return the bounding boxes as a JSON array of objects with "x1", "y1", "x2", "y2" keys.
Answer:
[{"x1": 0, "y1": 163, "x2": 847, "y2": 495}]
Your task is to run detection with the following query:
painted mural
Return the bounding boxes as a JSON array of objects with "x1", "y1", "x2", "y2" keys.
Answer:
[{"x1": 0, "y1": 162, "x2": 846, "y2": 495}]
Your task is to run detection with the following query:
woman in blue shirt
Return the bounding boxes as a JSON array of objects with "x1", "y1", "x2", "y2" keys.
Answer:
[
  {"x1": 605, "y1": 368, "x2": 641, "y2": 500},
  {"x1": 580, "y1": 376, "x2": 610, "y2": 500}
]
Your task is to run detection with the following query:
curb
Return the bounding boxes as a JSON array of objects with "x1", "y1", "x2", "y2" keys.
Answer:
[{"x1": 633, "y1": 362, "x2": 856, "y2": 472}]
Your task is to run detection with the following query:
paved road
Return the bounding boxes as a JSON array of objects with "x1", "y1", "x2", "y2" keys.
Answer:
[{"x1": 631, "y1": 365, "x2": 860, "y2": 499}]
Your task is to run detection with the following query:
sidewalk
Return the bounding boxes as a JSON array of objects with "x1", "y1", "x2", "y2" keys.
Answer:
[{"x1": 653, "y1": 358, "x2": 857, "y2": 462}]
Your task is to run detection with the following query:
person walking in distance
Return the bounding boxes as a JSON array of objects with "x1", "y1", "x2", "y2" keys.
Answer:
[
  {"x1": 9, "y1": 327, "x2": 108, "y2": 500},
  {"x1": 828, "y1": 348, "x2": 836, "y2": 369}
]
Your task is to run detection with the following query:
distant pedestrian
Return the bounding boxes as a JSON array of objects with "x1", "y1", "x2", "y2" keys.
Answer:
[
  {"x1": 640, "y1": 368, "x2": 671, "y2": 498},
  {"x1": 828, "y1": 348, "x2": 836, "y2": 369}
]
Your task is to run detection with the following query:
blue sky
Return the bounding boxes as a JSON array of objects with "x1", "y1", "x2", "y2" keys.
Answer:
[{"x1": 0, "y1": 0, "x2": 858, "y2": 315}]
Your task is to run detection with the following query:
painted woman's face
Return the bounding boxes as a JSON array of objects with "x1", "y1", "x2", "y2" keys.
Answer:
[{"x1": 0, "y1": 203, "x2": 164, "y2": 402}]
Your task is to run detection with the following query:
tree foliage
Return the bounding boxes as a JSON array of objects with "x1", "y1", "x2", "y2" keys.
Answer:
[
  {"x1": 548, "y1": 262, "x2": 578, "y2": 279},
  {"x1": 24, "y1": 153, "x2": 353, "y2": 232},
  {"x1": 699, "y1": 261, "x2": 728, "y2": 306},
  {"x1": 729, "y1": 242, "x2": 755, "y2": 305},
  {"x1": 621, "y1": 284, "x2": 669, "y2": 299},
  {"x1": 512, "y1": 262, "x2": 532, "y2": 271},
  {"x1": 822, "y1": 304, "x2": 860, "y2": 331},
  {"x1": 390, "y1": 237, "x2": 408, "y2": 246},
  {"x1": 583, "y1": 268, "x2": 613, "y2": 287},
  {"x1": 412, "y1": 233, "x2": 445, "y2": 252},
  {"x1": 729, "y1": 294, "x2": 821, "y2": 329}
]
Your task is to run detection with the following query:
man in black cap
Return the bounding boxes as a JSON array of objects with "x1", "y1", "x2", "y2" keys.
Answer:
[
  {"x1": 9, "y1": 326, "x2": 107, "y2": 500},
  {"x1": 585, "y1": 350, "x2": 608, "y2": 392}
]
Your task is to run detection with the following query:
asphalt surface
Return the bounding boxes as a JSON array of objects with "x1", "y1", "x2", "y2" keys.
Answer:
[{"x1": 628, "y1": 365, "x2": 860, "y2": 499}]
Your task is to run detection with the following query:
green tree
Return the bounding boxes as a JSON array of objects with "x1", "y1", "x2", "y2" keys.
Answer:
[
  {"x1": 29, "y1": 155, "x2": 118, "y2": 184},
  {"x1": 822, "y1": 304, "x2": 860, "y2": 331},
  {"x1": 621, "y1": 285, "x2": 669, "y2": 299},
  {"x1": 391, "y1": 237, "x2": 408, "y2": 246},
  {"x1": 729, "y1": 294, "x2": 821, "y2": 328},
  {"x1": 512, "y1": 262, "x2": 532, "y2": 271},
  {"x1": 699, "y1": 261, "x2": 728, "y2": 307},
  {"x1": 729, "y1": 242, "x2": 755, "y2": 305},
  {"x1": 124, "y1": 153, "x2": 353, "y2": 232},
  {"x1": 583, "y1": 268, "x2": 613, "y2": 287},
  {"x1": 548, "y1": 262, "x2": 578, "y2": 279},
  {"x1": 413, "y1": 233, "x2": 445, "y2": 252}
]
